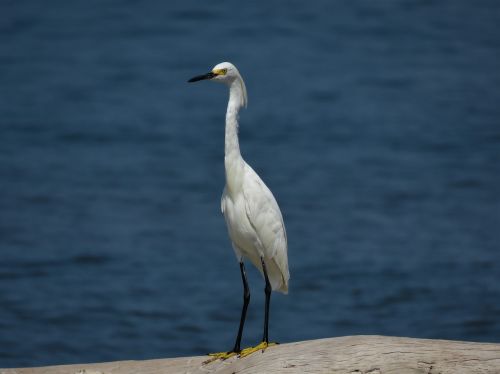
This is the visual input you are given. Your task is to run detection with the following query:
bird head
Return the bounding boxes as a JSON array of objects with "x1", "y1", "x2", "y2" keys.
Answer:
[
  {"x1": 188, "y1": 62, "x2": 239, "y2": 84},
  {"x1": 188, "y1": 62, "x2": 247, "y2": 108}
]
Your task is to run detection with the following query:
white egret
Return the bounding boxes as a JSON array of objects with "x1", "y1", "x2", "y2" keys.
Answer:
[{"x1": 188, "y1": 62, "x2": 289, "y2": 360}]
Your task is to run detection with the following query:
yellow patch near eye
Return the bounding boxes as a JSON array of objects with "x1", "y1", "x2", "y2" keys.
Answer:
[{"x1": 213, "y1": 68, "x2": 227, "y2": 76}]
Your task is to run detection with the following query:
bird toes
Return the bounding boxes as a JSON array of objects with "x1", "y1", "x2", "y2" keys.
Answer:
[
  {"x1": 204, "y1": 342, "x2": 278, "y2": 363},
  {"x1": 239, "y1": 341, "x2": 277, "y2": 358},
  {"x1": 203, "y1": 350, "x2": 238, "y2": 364}
]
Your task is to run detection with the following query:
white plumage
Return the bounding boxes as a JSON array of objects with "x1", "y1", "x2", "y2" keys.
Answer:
[
  {"x1": 213, "y1": 61, "x2": 289, "y2": 294},
  {"x1": 221, "y1": 161, "x2": 289, "y2": 293},
  {"x1": 188, "y1": 61, "x2": 289, "y2": 358}
]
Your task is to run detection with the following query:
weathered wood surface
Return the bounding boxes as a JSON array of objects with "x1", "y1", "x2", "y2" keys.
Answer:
[{"x1": 2, "y1": 335, "x2": 500, "y2": 374}]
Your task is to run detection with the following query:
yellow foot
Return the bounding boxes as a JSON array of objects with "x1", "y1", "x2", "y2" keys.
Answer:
[
  {"x1": 239, "y1": 341, "x2": 278, "y2": 358},
  {"x1": 203, "y1": 350, "x2": 238, "y2": 364}
]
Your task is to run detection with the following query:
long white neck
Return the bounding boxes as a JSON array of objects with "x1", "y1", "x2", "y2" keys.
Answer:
[
  {"x1": 225, "y1": 80, "x2": 243, "y2": 158},
  {"x1": 224, "y1": 77, "x2": 247, "y2": 191}
]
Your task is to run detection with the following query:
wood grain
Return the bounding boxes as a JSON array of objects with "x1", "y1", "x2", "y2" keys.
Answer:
[{"x1": 3, "y1": 335, "x2": 500, "y2": 374}]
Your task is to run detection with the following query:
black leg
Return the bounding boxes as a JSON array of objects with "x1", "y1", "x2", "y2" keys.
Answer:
[
  {"x1": 261, "y1": 257, "x2": 272, "y2": 343},
  {"x1": 232, "y1": 261, "x2": 250, "y2": 352}
]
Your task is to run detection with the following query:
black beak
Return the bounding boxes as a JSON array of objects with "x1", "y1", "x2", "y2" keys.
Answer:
[{"x1": 188, "y1": 72, "x2": 217, "y2": 83}]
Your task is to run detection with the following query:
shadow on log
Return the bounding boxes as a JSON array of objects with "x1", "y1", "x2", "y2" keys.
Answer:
[{"x1": 2, "y1": 336, "x2": 500, "y2": 374}]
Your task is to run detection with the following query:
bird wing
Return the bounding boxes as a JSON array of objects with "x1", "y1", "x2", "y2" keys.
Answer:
[
  {"x1": 242, "y1": 164, "x2": 288, "y2": 261},
  {"x1": 221, "y1": 185, "x2": 227, "y2": 215}
]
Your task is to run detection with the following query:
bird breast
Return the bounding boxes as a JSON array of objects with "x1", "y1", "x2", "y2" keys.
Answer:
[{"x1": 222, "y1": 190, "x2": 263, "y2": 259}]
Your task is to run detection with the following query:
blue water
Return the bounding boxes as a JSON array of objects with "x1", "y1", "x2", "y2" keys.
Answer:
[{"x1": 1, "y1": 0, "x2": 500, "y2": 368}]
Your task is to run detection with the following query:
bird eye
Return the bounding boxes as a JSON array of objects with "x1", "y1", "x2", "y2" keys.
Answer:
[{"x1": 215, "y1": 68, "x2": 227, "y2": 76}]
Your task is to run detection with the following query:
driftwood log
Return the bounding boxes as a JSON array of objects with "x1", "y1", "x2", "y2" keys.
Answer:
[{"x1": 2, "y1": 335, "x2": 500, "y2": 374}]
